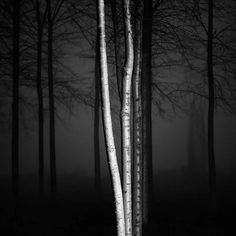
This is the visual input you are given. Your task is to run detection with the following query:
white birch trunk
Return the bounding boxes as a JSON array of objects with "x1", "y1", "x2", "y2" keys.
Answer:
[
  {"x1": 122, "y1": 0, "x2": 134, "y2": 235},
  {"x1": 98, "y1": 1, "x2": 125, "y2": 235}
]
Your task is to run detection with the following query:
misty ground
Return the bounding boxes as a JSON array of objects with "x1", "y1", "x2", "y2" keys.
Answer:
[{"x1": 0, "y1": 169, "x2": 235, "y2": 235}]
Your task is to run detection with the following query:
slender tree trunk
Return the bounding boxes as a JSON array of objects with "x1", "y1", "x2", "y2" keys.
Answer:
[
  {"x1": 94, "y1": 31, "x2": 101, "y2": 197},
  {"x1": 207, "y1": 0, "x2": 216, "y2": 213},
  {"x1": 36, "y1": 0, "x2": 44, "y2": 199},
  {"x1": 47, "y1": 0, "x2": 57, "y2": 199},
  {"x1": 133, "y1": 0, "x2": 143, "y2": 235},
  {"x1": 122, "y1": 0, "x2": 134, "y2": 235},
  {"x1": 12, "y1": 0, "x2": 20, "y2": 199},
  {"x1": 198, "y1": 100, "x2": 207, "y2": 174},
  {"x1": 141, "y1": 0, "x2": 153, "y2": 225},
  {"x1": 97, "y1": 0, "x2": 125, "y2": 235}
]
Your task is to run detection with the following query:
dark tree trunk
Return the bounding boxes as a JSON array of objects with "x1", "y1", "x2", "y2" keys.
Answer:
[
  {"x1": 94, "y1": 32, "x2": 101, "y2": 197},
  {"x1": 198, "y1": 100, "x2": 207, "y2": 174},
  {"x1": 188, "y1": 98, "x2": 196, "y2": 174},
  {"x1": 133, "y1": 0, "x2": 143, "y2": 235},
  {"x1": 141, "y1": 0, "x2": 153, "y2": 225},
  {"x1": 47, "y1": 0, "x2": 57, "y2": 199},
  {"x1": 207, "y1": 0, "x2": 216, "y2": 213},
  {"x1": 12, "y1": 0, "x2": 20, "y2": 199},
  {"x1": 109, "y1": 0, "x2": 123, "y2": 102},
  {"x1": 36, "y1": 0, "x2": 44, "y2": 199}
]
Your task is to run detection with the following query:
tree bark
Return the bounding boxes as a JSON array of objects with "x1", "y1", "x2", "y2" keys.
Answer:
[
  {"x1": 47, "y1": 0, "x2": 57, "y2": 199},
  {"x1": 97, "y1": 0, "x2": 125, "y2": 235},
  {"x1": 36, "y1": 0, "x2": 44, "y2": 199},
  {"x1": 12, "y1": 0, "x2": 20, "y2": 199},
  {"x1": 122, "y1": 0, "x2": 134, "y2": 235},
  {"x1": 207, "y1": 0, "x2": 216, "y2": 213},
  {"x1": 133, "y1": 0, "x2": 143, "y2": 235},
  {"x1": 141, "y1": 0, "x2": 153, "y2": 225}
]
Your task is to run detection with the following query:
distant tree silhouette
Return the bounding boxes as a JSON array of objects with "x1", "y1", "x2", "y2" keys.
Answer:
[
  {"x1": 12, "y1": 0, "x2": 21, "y2": 199},
  {"x1": 207, "y1": 0, "x2": 216, "y2": 213},
  {"x1": 94, "y1": 29, "x2": 101, "y2": 198},
  {"x1": 34, "y1": 0, "x2": 47, "y2": 199},
  {"x1": 141, "y1": 0, "x2": 153, "y2": 225},
  {"x1": 46, "y1": 0, "x2": 57, "y2": 199}
]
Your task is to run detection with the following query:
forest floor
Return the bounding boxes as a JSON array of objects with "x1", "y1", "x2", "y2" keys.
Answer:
[{"x1": 0, "y1": 170, "x2": 235, "y2": 235}]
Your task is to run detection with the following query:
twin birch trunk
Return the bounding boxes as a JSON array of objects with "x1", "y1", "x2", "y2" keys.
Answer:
[
  {"x1": 97, "y1": 0, "x2": 125, "y2": 235},
  {"x1": 122, "y1": 0, "x2": 134, "y2": 235}
]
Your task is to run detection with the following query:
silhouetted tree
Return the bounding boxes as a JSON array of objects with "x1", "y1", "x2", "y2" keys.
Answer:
[
  {"x1": 141, "y1": 0, "x2": 153, "y2": 225},
  {"x1": 207, "y1": 0, "x2": 216, "y2": 213},
  {"x1": 46, "y1": 0, "x2": 57, "y2": 199},
  {"x1": 12, "y1": 0, "x2": 21, "y2": 199},
  {"x1": 94, "y1": 30, "x2": 101, "y2": 197},
  {"x1": 34, "y1": 0, "x2": 47, "y2": 198}
]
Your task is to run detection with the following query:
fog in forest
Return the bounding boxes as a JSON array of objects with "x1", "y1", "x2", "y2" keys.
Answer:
[
  {"x1": 1, "y1": 108, "x2": 236, "y2": 177},
  {"x1": 0, "y1": 0, "x2": 236, "y2": 235}
]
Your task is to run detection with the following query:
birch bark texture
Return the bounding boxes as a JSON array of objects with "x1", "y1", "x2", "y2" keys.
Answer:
[
  {"x1": 133, "y1": 0, "x2": 143, "y2": 235},
  {"x1": 122, "y1": 0, "x2": 134, "y2": 235},
  {"x1": 97, "y1": 0, "x2": 125, "y2": 235}
]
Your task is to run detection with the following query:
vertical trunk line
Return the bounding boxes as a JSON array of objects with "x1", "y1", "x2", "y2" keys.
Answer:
[
  {"x1": 94, "y1": 31, "x2": 101, "y2": 198},
  {"x1": 97, "y1": 0, "x2": 125, "y2": 235},
  {"x1": 12, "y1": 0, "x2": 20, "y2": 199},
  {"x1": 122, "y1": 0, "x2": 134, "y2": 235},
  {"x1": 141, "y1": 0, "x2": 153, "y2": 225},
  {"x1": 47, "y1": 0, "x2": 57, "y2": 199},
  {"x1": 207, "y1": 0, "x2": 216, "y2": 214},
  {"x1": 36, "y1": 0, "x2": 44, "y2": 199},
  {"x1": 133, "y1": 0, "x2": 143, "y2": 235}
]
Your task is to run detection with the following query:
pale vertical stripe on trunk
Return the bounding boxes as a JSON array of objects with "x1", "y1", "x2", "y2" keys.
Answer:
[
  {"x1": 122, "y1": 0, "x2": 134, "y2": 235},
  {"x1": 98, "y1": 0, "x2": 125, "y2": 235}
]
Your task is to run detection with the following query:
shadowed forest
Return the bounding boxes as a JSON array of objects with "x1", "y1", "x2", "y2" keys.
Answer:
[{"x1": 0, "y1": 0, "x2": 236, "y2": 235}]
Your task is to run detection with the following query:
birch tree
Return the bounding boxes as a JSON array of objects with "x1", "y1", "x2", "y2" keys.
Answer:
[
  {"x1": 122, "y1": 0, "x2": 134, "y2": 235},
  {"x1": 97, "y1": 0, "x2": 125, "y2": 235},
  {"x1": 133, "y1": 0, "x2": 143, "y2": 234}
]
